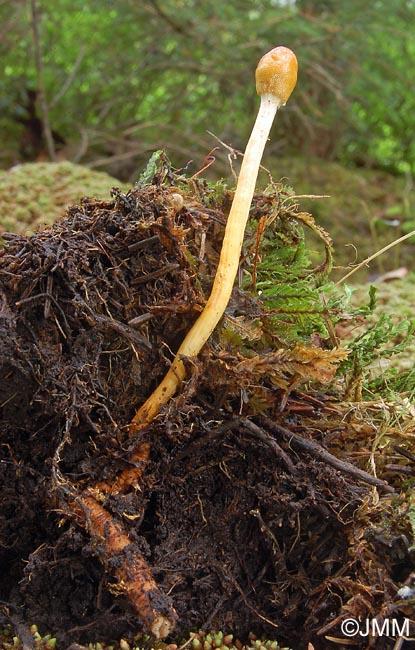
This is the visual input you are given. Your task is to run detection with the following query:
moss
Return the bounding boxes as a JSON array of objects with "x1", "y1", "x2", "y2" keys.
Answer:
[
  {"x1": 2, "y1": 157, "x2": 414, "y2": 280},
  {"x1": 0, "y1": 627, "x2": 291, "y2": 650},
  {"x1": 0, "y1": 161, "x2": 129, "y2": 235},
  {"x1": 348, "y1": 274, "x2": 415, "y2": 380}
]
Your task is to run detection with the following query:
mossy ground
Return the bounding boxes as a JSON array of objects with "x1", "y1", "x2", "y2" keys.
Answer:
[
  {"x1": 0, "y1": 626, "x2": 291, "y2": 650},
  {"x1": 0, "y1": 161, "x2": 129, "y2": 235},
  {"x1": 2, "y1": 157, "x2": 415, "y2": 279},
  {"x1": 348, "y1": 274, "x2": 415, "y2": 375}
]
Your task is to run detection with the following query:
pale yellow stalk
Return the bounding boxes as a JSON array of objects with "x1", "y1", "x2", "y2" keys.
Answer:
[{"x1": 131, "y1": 47, "x2": 298, "y2": 432}]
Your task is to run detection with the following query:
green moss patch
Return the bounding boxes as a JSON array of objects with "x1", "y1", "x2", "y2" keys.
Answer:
[{"x1": 0, "y1": 161, "x2": 128, "y2": 235}]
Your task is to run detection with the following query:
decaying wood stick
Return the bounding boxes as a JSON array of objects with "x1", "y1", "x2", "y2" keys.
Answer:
[{"x1": 257, "y1": 415, "x2": 395, "y2": 494}]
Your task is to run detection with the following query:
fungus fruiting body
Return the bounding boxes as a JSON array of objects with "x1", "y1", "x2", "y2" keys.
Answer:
[
  {"x1": 65, "y1": 46, "x2": 298, "y2": 638},
  {"x1": 131, "y1": 46, "x2": 298, "y2": 432}
]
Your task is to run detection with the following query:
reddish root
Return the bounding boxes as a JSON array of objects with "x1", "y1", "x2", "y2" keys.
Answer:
[
  {"x1": 72, "y1": 492, "x2": 177, "y2": 638},
  {"x1": 96, "y1": 441, "x2": 151, "y2": 496}
]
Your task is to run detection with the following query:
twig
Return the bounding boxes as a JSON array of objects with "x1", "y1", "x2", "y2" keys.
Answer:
[
  {"x1": 394, "y1": 445, "x2": 415, "y2": 463},
  {"x1": 88, "y1": 146, "x2": 154, "y2": 169},
  {"x1": 16, "y1": 292, "x2": 71, "y2": 342},
  {"x1": 148, "y1": 0, "x2": 190, "y2": 35},
  {"x1": 69, "y1": 293, "x2": 152, "y2": 351},
  {"x1": 206, "y1": 131, "x2": 239, "y2": 182},
  {"x1": 131, "y1": 263, "x2": 180, "y2": 285},
  {"x1": 384, "y1": 464, "x2": 415, "y2": 475},
  {"x1": 257, "y1": 415, "x2": 395, "y2": 494},
  {"x1": 239, "y1": 418, "x2": 297, "y2": 473},
  {"x1": 93, "y1": 314, "x2": 152, "y2": 350},
  {"x1": 177, "y1": 633, "x2": 200, "y2": 650},
  {"x1": 128, "y1": 313, "x2": 154, "y2": 327},
  {"x1": 229, "y1": 575, "x2": 280, "y2": 630},
  {"x1": 127, "y1": 235, "x2": 160, "y2": 253},
  {"x1": 335, "y1": 230, "x2": 415, "y2": 286}
]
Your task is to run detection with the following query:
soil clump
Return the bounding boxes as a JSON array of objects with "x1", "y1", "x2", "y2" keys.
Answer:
[{"x1": 0, "y1": 164, "x2": 412, "y2": 649}]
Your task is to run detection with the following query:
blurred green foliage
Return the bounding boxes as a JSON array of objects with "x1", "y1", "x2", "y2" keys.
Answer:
[{"x1": 1, "y1": 0, "x2": 415, "y2": 178}]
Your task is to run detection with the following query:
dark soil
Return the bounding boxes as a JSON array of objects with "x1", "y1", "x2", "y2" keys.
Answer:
[{"x1": 0, "y1": 171, "x2": 412, "y2": 650}]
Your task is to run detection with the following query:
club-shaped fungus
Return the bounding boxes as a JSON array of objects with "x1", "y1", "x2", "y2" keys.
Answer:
[{"x1": 131, "y1": 46, "x2": 298, "y2": 432}]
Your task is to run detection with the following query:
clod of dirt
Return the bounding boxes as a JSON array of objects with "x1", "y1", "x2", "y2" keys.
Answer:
[{"x1": 0, "y1": 161, "x2": 413, "y2": 650}]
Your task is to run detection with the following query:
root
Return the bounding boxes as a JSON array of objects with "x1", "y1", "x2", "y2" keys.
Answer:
[
  {"x1": 73, "y1": 426, "x2": 161, "y2": 633},
  {"x1": 73, "y1": 492, "x2": 177, "y2": 638},
  {"x1": 96, "y1": 442, "x2": 151, "y2": 495}
]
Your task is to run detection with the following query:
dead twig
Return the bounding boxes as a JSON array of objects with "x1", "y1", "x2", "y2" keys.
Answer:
[
  {"x1": 335, "y1": 230, "x2": 415, "y2": 286},
  {"x1": 50, "y1": 46, "x2": 86, "y2": 108},
  {"x1": 93, "y1": 314, "x2": 152, "y2": 351},
  {"x1": 239, "y1": 418, "x2": 297, "y2": 474},
  {"x1": 132, "y1": 263, "x2": 180, "y2": 285},
  {"x1": 16, "y1": 292, "x2": 71, "y2": 343},
  {"x1": 257, "y1": 415, "x2": 395, "y2": 494}
]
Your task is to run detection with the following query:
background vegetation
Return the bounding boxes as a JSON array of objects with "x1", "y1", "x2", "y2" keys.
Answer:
[
  {"x1": 1, "y1": 0, "x2": 415, "y2": 181},
  {"x1": 1, "y1": 0, "x2": 415, "y2": 275}
]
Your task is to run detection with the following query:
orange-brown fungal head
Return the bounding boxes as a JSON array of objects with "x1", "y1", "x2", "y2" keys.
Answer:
[{"x1": 255, "y1": 46, "x2": 298, "y2": 104}]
